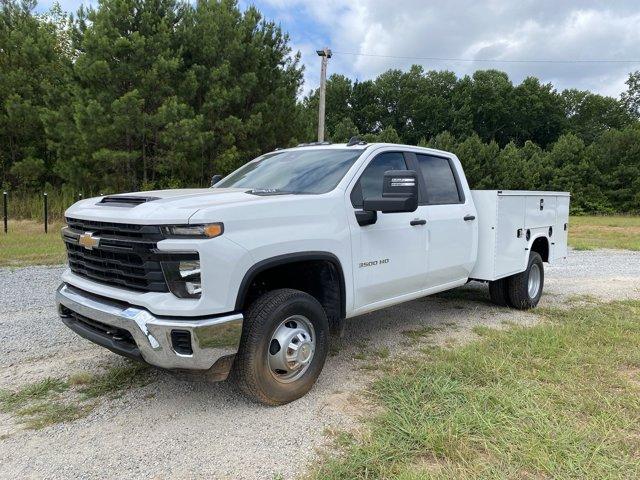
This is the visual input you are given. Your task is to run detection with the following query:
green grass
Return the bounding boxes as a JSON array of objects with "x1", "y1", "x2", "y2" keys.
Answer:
[
  {"x1": 569, "y1": 215, "x2": 640, "y2": 251},
  {"x1": 0, "y1": 362, "x2": 149, "y2": 430},
  {"x1": 314, "y1": 301, "x2": 640, "y2": 479},
  {"x1": 68, "y1": 371, "x2": 94, "y2": 386},
  {"x1": 0, "y1": 378, "x2": 68, "y2": 413},
  {"x1": 470, "y1": 324, "x2": 494, "y2": 337},
  {"x1": 77, "y1": 363, "x2": 149, "y2": 398},
  {"x1": 16, "y1": 402, "x2": 90, "y2": 430},
  {"x1": 0, "y1": 220, "x2": 66, "y2": 267}
]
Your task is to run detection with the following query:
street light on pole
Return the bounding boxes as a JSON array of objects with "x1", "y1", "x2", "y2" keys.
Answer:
[{"x1": 316, "y1": 47, "x2": 332, "y2": 142}]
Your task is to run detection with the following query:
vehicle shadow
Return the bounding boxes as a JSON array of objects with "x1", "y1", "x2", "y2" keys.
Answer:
[{"x1": 144, "y1": 282, "x2": 503, "y2": 406}]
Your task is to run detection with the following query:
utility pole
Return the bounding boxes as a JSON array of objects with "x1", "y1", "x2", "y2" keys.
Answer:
[{"x1": 316, "y1": 47, "x2": 332, "y2": 142}]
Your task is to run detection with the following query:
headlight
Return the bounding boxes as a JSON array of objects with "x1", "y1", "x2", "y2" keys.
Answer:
[
  {"x1": 161, "y1": 223, "x2": 223, "y2": 239},
  {"x1": 161, "y1": 259, "x2": 202, "y2": 298}
]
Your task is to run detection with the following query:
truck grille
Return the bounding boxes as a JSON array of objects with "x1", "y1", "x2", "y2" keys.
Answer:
[{"x1": 62, "y1": 218, "x2": 195, "y2": 293}]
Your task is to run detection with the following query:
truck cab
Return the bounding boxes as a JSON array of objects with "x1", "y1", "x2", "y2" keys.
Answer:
[{"x1": 56, "y1": 142, "x2": 569, "y2": 404}]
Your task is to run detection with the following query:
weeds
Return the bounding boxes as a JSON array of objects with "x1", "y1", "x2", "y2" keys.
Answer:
[
  {"x1": 401, "y1": 325, "x2": 440, "y2": 343},
  {"x1": 16, "y1": 402, "x2": 90, "y2": 430},
  {"x1": 0, "y1": 378, "x2": 68, "y2": 413},
  {"x1": 68, "y1": 371, "x2": 94, "y2": 386},
  {"x1": 78, "y1": 363, "x2": 149, "y2": 398},
  {"x1": 470, "y1": 324, "x2": 494, "y2": 336}
]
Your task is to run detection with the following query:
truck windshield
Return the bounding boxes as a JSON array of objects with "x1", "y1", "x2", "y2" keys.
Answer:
[{"x1": 214, "y1": 149, "x2": 363, "y2": 194}]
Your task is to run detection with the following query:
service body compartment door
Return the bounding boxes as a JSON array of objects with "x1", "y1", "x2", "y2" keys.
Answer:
[
  {"x1": 525, "y1": 195, "x2": 557, "y2": 228},
  {"x1": 494, "y1": 195, "x2": 526, "y2": 278},
  {"x1": 552, "y1": 195, "x2": 570, "y2": 260}
]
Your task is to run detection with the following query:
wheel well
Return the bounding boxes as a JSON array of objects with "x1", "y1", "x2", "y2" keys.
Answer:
[
  {"x1": 531, "y1": 236, "x2": 549, "y2": 262},
  {"x1": 236, "y1": 254, "x2": 345, "y2": 335}
]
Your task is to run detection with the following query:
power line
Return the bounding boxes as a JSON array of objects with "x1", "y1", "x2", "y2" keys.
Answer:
[{"x1": 332, "y1": 51, "x2": 640, "y2": 64}]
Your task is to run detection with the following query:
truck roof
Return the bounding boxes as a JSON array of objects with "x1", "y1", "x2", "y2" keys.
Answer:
[{"x1": 274, "y1": 142, "x2": 456, "y2": 158}]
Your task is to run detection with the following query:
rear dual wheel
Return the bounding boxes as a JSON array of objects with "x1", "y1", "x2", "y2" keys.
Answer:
[
  {"x1": 489, "y1": 252, "x2": 544, "y2": 310},
  {"x1": 489, "y1": 277, "x2": 511, "y2": 306}
]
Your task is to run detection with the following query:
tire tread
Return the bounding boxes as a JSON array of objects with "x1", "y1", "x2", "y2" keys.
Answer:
[
  {"x1": 489, "y1": 278, "x2": 510, "y2": 307},
  {"x1": 233, "y1": 288, "x2": 327, "y2": 405},
  {"x1": 507, "y1": 252, "x2": 543, "y2": 310}
]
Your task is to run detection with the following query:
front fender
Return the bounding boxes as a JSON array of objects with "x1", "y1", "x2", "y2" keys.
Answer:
[{"x1": 233, "y1": 251, "x2": 347, "y2": 318}]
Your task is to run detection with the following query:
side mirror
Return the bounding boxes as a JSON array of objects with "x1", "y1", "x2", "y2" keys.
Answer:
[
  {"x1": 362, "y1": 170, "x2": 418, "y2": 213},
  {"x1": 211, "y1": 174, "x2": 223, "y2": 187}
]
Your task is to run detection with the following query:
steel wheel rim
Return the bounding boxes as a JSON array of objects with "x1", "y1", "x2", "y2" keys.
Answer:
[
  {"x1": 267, "y1": 315, "x2": 316, "y2": 384},
  {"x1": 528, "y1": 263, "x2": 541, "y2": 298}
]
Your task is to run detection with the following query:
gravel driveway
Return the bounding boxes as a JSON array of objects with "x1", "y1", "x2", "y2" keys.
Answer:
[{"x1": 1, "y1": 249, "x2": 639, "y2": 479}]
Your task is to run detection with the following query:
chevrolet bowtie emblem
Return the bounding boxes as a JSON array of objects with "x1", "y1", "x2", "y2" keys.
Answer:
[{"x1": 78, "y1": 231, "x2": 100, "y2": 250}]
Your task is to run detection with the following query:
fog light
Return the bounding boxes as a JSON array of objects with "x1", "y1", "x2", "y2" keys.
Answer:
[
  {"x1": 171, "y1": 330, "x2": 193, "y2": 355},
  {"x1": 161, "y1": 259, "x2": 202, "y2": 298}
]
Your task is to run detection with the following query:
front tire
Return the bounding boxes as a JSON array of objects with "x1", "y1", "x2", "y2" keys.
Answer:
[
  {"x1": 507, "y1": 252, "x2": 544, "y2": 310},
  {"x1": 233, "y1": 288, "x2": 329, "y2": 405}
]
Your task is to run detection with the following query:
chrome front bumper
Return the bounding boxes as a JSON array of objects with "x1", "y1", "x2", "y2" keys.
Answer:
[{"x1": 56, "y1": 283, "x2": 243, "y2": 373}]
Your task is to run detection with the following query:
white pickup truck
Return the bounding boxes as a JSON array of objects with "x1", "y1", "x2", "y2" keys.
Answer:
[{"x1": 56, "y1": 142, "x2": 569, "y2": 405}]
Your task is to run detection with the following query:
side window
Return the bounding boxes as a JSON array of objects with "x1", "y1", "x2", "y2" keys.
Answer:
[
  {"x1": 350, "y1": 152, "x2": 407, "y2": 208},
  {"x1": 416, "y1": 154, "x2": 462, "y2": 204}
]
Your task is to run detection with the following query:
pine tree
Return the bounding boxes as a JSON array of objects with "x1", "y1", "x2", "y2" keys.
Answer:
[{"x1": 0, "y1": 0, "x2": 72, "y2": 188}]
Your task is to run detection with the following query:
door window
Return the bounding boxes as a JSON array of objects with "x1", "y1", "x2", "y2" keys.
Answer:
[
  {"x1": 416, "y1": 154, "x2": 462, "y2": 204},
  {"x1": 351, "y1": 152, "x2": 407, "y2": 208}
]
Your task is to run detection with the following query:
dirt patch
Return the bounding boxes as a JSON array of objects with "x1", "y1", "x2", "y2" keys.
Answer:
[
  {"x1": 545, "y1": 276, "x2": 640, "y2": 305},
  {"x1": 619, "y1": 367, "x2": 640, "y2": 389},
  {"x1": 321, "y1": 390, "x2": 381, "y2": 420}
]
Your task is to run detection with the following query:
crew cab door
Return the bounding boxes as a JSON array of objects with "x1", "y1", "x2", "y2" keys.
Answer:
[
  {"x1": 347, "y1": 151, "x2": 427, "y2": 311},
  {"x1": 414, "y1": 153, "x2": 477, "y2": 288}
]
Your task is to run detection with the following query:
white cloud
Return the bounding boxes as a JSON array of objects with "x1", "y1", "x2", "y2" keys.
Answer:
[{"x1": 264, "y1": 0, "x2": 640, "y2": 97}]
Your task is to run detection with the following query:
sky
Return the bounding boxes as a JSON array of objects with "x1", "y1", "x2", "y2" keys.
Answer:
[{"x1": 36, "y1": 0, "x2": 640, "y2": 98}]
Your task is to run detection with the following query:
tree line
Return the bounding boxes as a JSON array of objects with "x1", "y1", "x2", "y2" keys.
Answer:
[
  {"x1": 2, "y1": 0, "x2": 305, "y2": 194},
  {"x1": 1, "y1": 0, "x2": 639, "y2": 213},
  {"x1": 302, "y1": 69, "x2": 640, "y2": 213}
]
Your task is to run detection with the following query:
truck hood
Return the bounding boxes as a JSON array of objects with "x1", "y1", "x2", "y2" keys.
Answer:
[{"x1": 65, "y1": 188, "x2": 268, "y2": 224}]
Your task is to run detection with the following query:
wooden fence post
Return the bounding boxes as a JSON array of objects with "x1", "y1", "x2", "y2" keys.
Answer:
[
  {"x1": 44, "y1": 192, "x2": 48, "y2": 234},
  {"x1": 2, "y1": 191, "x2": 7, "y2": 234}
]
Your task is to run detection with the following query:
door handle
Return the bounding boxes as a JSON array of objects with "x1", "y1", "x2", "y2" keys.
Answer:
[
  {"x1": 463, "y1": 215, "x2": 476, "y2": 221},
  {"x1": 410, "y1": 219, "x2": 427, "y2": 226}
]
